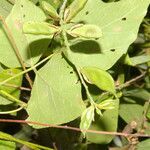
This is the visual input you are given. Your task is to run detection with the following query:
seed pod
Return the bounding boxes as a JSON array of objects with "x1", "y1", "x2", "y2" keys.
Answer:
[
  {"x1": 23, "y1": 22, "x2": 60, "y2": 35},
  {"x1": 41, "y1": 1, "x2": 60, "y2": 20},
  {"x1": 67, "y1": 24, "x2": 102, "y2": 38},
  {"x1": 64, "y1": 0, "x2": 88, "y2": 23}
]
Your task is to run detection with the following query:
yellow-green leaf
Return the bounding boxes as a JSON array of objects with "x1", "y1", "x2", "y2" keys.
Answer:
[
  {"x1": 80, "y1": 105, "x2": 95, "y2": 136},
  {"x1": 81, "y1": 67, "x2": 115, "y2": 94},
  {"x1": 67, "y1": 24, "x2": 102, "y2": 38},
  {"x1": 23, "y1": 22, "x2": 60, "y2": 35},
  {"x1": 64, "y1": 0, "x2": 88, "y2": 22},
  {"x1": 41, "y1": 1, "x2": 60, "y2": 20}
]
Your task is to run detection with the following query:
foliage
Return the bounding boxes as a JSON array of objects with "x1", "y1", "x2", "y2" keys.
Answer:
[{"x1": 0, "y1": 0, "x2": 149, "y2": 149}]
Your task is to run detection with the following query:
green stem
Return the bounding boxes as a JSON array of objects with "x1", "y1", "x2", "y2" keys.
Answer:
[
  {"x1": 0, "y1": 90, "x2": 27, "y2": 107},
  {"x1": 76, "y1": 68, "x2": 95, "y2": 105},
  {"x1": 62, "y1": 30, "x2": 95, "y2": 105},
  {"x1": 0, "y1": 132, "x2": 52, "y2": 150},
  {"x1": 0, "y1": 105, "x2": 24, "y2": 114},
  {"x1": 0, "y1": 53, "x2": 55, "y2": 86}
]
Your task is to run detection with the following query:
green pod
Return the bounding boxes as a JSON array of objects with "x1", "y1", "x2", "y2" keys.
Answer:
[
  {"x1": 23, "y1": 22, "x2": 60, "y2": 35},
  {"x1": 67, "y1": 24, "x2": 102, "y2": 38},
  {"x1": 64, "y1": 0, "x2": 88, "y2": 23},
  {"x1": 41, "y1": 1, "x2": 60, "y2": 20}
]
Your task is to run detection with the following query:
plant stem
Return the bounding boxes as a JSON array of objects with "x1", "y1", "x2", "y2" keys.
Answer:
[
  {"x1": 62, "y1": 30, "x2": 95, "y2": 105},
  {"x1": 0, "y1": 90, "x2": 27, "y2": 106},
  {"x1": 76, "y1": 68, "x2": 95, "y2": 105},
  {"x1": 0, "y1": 105, "x2": 24, "y2": 114},
  {"x1": 0, "y1": 119, "x2": 150, "y2": 138},
  {"x1": 0, "y1": 16, "x2": 33, "y2": 88},
  {"x1": 0, "y1": 131, "x2": 52, "y2": 150},
  {"x1": 117, "y1": 71, "x2": 146, "y2": 90},
  {"x1": 0, "y1": 53, "x2": 55, "y2": 86}
]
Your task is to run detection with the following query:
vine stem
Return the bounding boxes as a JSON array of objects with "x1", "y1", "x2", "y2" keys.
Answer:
[
  {"x1": 0, "y1": 53, "x2": 55, "y2": 86},
  {"x1": 0, "y1": 131, "x2": 51, "y2": 150},
  {"x1": 0, "y1": 105, "x2": 24, "y2": 114},
  {"x1": 0, "y1": 16, "x2": 33, "y2": 88},
  {"x1": 0, "y1": 90, "x2": 27, "y2": 106},
  {"x1": 0, "y1": 119, "x2": 150, "y2": 138}
]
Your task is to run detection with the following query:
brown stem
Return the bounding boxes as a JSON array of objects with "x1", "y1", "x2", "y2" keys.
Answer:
[
  {"x1": 117, "y1": 71, "x2": 146, "y2": 90},
  {"x1": 0, "y1": 119, "x2": 150, "y2": 138},
  {"x1": 0, "y1": 16, "x2": 33, "y2": 88}
]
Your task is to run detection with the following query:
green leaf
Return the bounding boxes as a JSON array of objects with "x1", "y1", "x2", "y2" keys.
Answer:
[
  {"x1": 137, "y1": 139, "x2": 150, "y2": 150},
  {"x1": 123, "y1": 88, "x2": 150, "y2": 101},
  {"x1": 81, "y1": 67, "x2": 115, "y2": 94},
  {"x1": 0, "y1": 68, "x2": 23, "y2": 105},
  {"x1": 97, "y1": 99, "x2": 115, "y2": 110},
  {"x1": 86, "y1": 99, "x2": 119, "y2": 144},
  {"x1": 119, "y1": 97, "x2": 143, "y2": 123},
  {"x1": 66, "y1": 0, "x2": 149, "y2": 70},
  {"x1": 23, "y1": 22, "x2": 60, "y2": 35},
  {"x1": 80, "y1": 105, "x2": 95, "y2": 136},
  {"x1": 0, "y1": 140, "x2": 16, "y2": 150},
  {"x1": 0, "y1": 0, "x2": 51, "y2": 68},
  {"x1": 41, "y1": 1, "x2": 60, "y2": 20},
  {"x1": 130, "y1": 55, "x2": 150, "y2": 66},
  {"x1": 26, "y1": 53, "x2": 85, "y2": 128},
  {"x1": 67, "y1": 24, "x2": 102, "y2": 38},
  {"x1": 39, "y1": 0, "x2": 61, "y2": 9},
  {"x1": 64, "y1": 0, "x2": 88, "y2": 22}
]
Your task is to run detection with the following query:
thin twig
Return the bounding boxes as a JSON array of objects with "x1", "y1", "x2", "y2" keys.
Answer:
[
  {"x1": 3, "y1": 83, "x2": 31, "y2": 91},
  {"x1": 0, "y1": 53, "x2": 55, "y2": 86},
  {"x1": 0, "y1": 105, "x2": 24, "y2": 114},
  {"x1": 117, "y1": 71, "x2": 146, "y2": 90},
  {"x1": 0, "y1": 119, "x2": 150, "y2": 138},
  {"x1": 0, "y1": 16, "x2": 33, "y2": 88}
]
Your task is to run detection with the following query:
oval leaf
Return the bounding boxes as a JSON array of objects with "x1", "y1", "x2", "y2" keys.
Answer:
[
  {"x1": 23, "y1": 22, "x2": 60, "y2": 35},
  {"x1": 64, "y1": 0, "x2": 88, "y2": 22},
  {"x1": 80, "y1": 105, "x2": 95, "y2": 136},
  {"x1": 67, "y1": 24, "x2": 102, "y2": 38},
  {"x1": 81, "y1": 67, "x2": 115, "y2": 94},
  {"x1": 41, "y1": 1, "x2": 60, "y2": 20}
]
